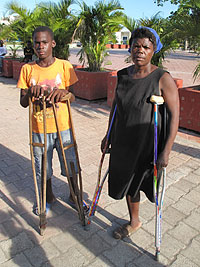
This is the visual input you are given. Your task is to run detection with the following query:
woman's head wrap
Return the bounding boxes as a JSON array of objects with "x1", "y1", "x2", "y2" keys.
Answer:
[{"x1": 128, "y1": 27, "x2": 163, "y2": 54}]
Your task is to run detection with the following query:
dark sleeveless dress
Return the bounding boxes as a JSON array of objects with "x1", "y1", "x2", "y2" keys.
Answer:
[{"x1": 108, "y1": 66, "x2": 167, "y2": 203}]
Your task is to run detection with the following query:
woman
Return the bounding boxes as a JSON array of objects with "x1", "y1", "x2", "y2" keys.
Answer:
[{"x1": 102, "y1": 27, "x2": 179, "y2": 239}]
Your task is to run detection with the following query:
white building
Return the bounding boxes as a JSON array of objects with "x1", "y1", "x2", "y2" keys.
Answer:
[
  {"x1": 0, "y1": 14, "x2": 17, "y2": 26},
  {"x1": 115, "y1": 27, "x2": 131, "y2": 45}
]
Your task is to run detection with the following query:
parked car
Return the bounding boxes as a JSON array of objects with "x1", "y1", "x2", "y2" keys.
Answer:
[{"x1": 76, "y1": 42, "x2": 82, "y2": 47}]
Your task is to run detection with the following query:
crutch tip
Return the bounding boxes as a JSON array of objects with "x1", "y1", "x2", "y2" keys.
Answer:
[
  {"x1": 40, "y1": 225, "x2": 46, "y2": 236},
  {"x1": 155, "y1": 251, "x2": 160, "y2": 262},
  {"x1": 84, "y1": 224, "x2": 90, "y2": 231}
]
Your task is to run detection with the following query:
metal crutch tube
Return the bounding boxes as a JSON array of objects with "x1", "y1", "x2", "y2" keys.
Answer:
[
  {"x1": 87, "y1": 104, "x2": 117, "y2": 226},
  {"x1": 150, "y1": 95, "x2": 166, "y2": 261}
]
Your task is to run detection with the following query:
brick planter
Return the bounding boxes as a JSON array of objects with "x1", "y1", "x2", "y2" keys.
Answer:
[
  {"x1": 179, "y1": 85, "x2": 200, "y2": 133},
  {"x1": 2, "y1": 58, "x2": 14, "y2": 77},
  {"x1": 111, "y1": 44, "x2": 120, "y2": 49},
  {"x1": 106, "y1": 44, "x2": 112, "y2": 49},
  {"x1": 73, "y1": 69, "x2": 117, "y2": 100},
  {"x1": 73, "y1": 64, "x2": 84, "y2": 69},
  {"x1": 119, "y1": 44, "x2": 126, "y2": 49},
  {"x1": 174, "y1": 78, "x2": 183, "y2": 89},
  {"x1": 12, "y1": 60, "x2": 26, "y2": 80},
  {"x1": 107, "y1": 72, "x2": 117, "y2": 107}
]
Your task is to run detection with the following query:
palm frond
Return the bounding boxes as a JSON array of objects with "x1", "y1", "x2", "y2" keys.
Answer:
[{"x1": 193, "y1": 62, "x2": 200, "y2": 81}]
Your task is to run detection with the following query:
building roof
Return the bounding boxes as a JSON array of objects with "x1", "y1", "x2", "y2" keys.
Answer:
[{"x1": 119, "y1": 27, "x2": 131, "y2": 33}]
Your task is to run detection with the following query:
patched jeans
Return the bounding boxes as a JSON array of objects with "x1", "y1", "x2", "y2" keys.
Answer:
[{"x1": 32, "y1": 129, "x2": 78, "y2": 180}]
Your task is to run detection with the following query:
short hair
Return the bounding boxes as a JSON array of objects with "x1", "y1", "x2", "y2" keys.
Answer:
[
  {"x1": 32, "y1": 26, "x2": 54, "y2": 40},
  {"x1": 129, "y1": 27, "x2": 157, "y2": 51},
  {"x1": 0, "y1": 40, "x2": 4, "y2": 47}
]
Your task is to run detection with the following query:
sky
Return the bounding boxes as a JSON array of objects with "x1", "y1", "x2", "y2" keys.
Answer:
[{"x1": 0, "y1": 0, "x2": 178, "y2": 20}]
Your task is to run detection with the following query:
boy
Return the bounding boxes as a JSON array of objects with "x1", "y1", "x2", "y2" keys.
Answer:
[
  {"x1": 18, "y1": 26, "x2": 78, "y2": 211},
  {"x1": 23, "y1": 40, "x2": 34, "y2": 63}
]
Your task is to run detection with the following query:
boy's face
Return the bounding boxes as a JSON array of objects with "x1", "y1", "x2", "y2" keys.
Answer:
[{"x1": 33, "y1": 31, "x2": 56, "y2": 59}]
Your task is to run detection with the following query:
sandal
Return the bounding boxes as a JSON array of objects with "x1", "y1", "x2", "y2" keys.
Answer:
[{"x1": 113, "y1": 223, "x2": 142, "y2": 239}]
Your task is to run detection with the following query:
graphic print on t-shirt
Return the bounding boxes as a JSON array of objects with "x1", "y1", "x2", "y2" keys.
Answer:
[{"x1": 31, "y1": 74, "x2": 62, "y2": 123}]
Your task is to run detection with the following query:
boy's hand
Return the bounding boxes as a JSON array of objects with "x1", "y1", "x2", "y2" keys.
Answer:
[
  {"x1": 29, "y1": 85, "x2": 46, "y2": 100},
  {"x1": 28, "y1": 86, "x2": 72, "y2": 105},
  {"x1": 46, "y1": 88, "x2": 69, "y2": 104}
]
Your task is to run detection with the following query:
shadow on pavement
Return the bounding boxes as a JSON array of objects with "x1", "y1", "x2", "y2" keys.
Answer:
[
  {"x1": 0, "y1": 76, "x2": 18, "y2": 86},
  {"x1": 172, "y1": 142, "x2": 200, "y2": 159},
  {"x1": 72, "y1": 98, "x2": 110, "y2": 117},
  {"x1": 0, "y1": 144, "x2": 162, "y2": 266},
  {"x1": 0, "y1": 190, "x2": 53, "y2": 266}
]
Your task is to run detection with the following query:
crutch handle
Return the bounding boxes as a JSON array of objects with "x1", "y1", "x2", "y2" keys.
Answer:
[
  {"x1": 61, "y1": 92, "x2": 74, "y2": 102},
  {"x1": 150, "y1": 95, "x2": 164, "y2": 105}
]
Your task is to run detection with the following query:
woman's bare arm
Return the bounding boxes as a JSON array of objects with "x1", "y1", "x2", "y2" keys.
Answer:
[{"x1": 157, "y1": 72, "x2": 180, "y2": 169}]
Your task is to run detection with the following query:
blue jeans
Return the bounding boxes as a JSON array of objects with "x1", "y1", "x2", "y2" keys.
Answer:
[{"x1": 32, "y1": 129, "x2": 78, "y2": 180}]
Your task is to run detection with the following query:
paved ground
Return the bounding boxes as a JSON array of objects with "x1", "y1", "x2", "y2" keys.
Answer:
[{"x1": 0, "y1": 51, "x2": 200, "y2": 266}]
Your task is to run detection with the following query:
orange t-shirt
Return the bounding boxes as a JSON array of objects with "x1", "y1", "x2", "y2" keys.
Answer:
[{"x1": 17, "y1": 58, "x2": 78, "y2": 133}]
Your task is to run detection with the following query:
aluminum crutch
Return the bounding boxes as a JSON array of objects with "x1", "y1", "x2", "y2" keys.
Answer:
[
  {"x1": 150, "y1": 95, "x2": 166, "y2": 262},
  {"x1": 86, "y1": 105, "x2": 117, "y2": 227}
]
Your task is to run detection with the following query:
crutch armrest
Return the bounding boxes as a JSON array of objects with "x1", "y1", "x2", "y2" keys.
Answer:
[{"x1": 150, "y1": 95, "x2": 164, "y2": 105}]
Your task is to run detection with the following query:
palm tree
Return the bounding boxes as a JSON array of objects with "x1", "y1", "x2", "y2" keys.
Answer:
[
  {"x1": 155, "y1": 0, "x2": 200, "y2": 80},
  {"x1": 171, "y1": 0, "x2": 200, "y2": 81},
  {"x1": 4, "y1": 1, "x2": 42, "y2": 46},
  {"x1": 3, "y1": 0, "x2": 77, "y2": 59},
  {"x1": 74, "y1": 0, "x2": 124, "y2": 71},
  {"x1": 121, "y1": 14, "x2": 139, "y2": 33},
  {"x1": 38, "y1": 0, "x2": 77, "y2": 59}
]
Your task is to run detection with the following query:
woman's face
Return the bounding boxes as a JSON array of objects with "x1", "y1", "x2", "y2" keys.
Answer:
[{"x1": 131, "y1": 37, "x2": 154, "y2": 66}]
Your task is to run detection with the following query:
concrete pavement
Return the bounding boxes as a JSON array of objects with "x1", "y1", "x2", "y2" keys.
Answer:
[{"x1": 0, "y1": 51, "x2": 200, "y2": 266}]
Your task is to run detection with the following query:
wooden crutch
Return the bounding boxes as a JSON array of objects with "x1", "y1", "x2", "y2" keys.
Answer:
[
  {"x1": 29, "y1": 96, "x2": 47, "y2": 236},
  {"x1": 52, "y1": 96, "x2": 86, "y2": 226},
  {"x1": 29, "y1": 93, "x2": 86, "y2": 235}
]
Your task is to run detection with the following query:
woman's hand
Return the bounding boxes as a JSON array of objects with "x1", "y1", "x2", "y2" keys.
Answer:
[
  {"x1": 156, "y1": 150, "x2": 170, "y2": 169},
  {"x1": 101, "y1": 135, "x2": 107, "y2": 153}
]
